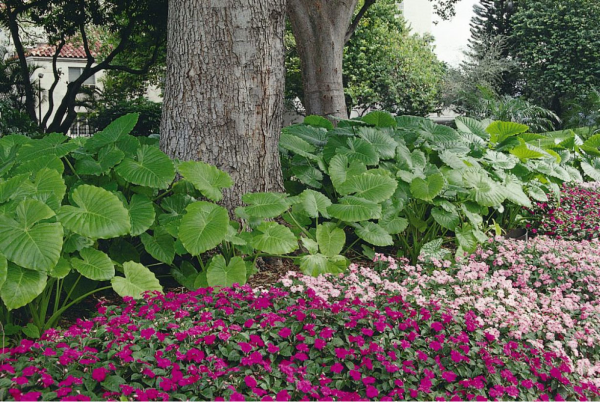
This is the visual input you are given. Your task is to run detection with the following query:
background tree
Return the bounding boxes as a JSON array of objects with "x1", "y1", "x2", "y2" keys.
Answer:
[
  {"x1": 0, "y1": 0, "x2": 166, "y2": 133},
  {"x1": 343, "y1": 0, "x2": 445, "y2": 116},
  {"x1": 467, "y1": 0, "x2": 518, "y2": 95},
  {"x1": 510, "y1": 0, "x2": 600, "y2": 115},
  {"x1": 160, "y1": 1, "x2": 287, "y2": 210},
  {"x1": 287, "y1": 0, "x2": 460, "y2": 120}
]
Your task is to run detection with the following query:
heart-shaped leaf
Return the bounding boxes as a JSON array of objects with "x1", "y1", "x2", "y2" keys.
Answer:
[
  {"x1": 354, "y1": 221, "x2": 394, "y2": 246},
  {"x1": 327, "y1": 196, "x2": 382, "y2": 222},
  {"x1": 316, "y1": 222, "x2": 346, "y2": 257},
  {"x1": 177, "y1": 161, "x2": 234, "y2": 202},
  {"x1": 141, "y1": 230, "x2": 175, "y2": 265},
  {"x1": 115, "y1": 145, "x2": 175, "y2": 189},
  {"x1": 250, "y1": 222, "x2": 298, "y2": 254},
  {"x1": 111, "y1": 261, "x2": 162, "y2": 299},
  {"x1": 127, "y1": 194, "x2": 155, "y2": 236},
  {"x1": 71, "y1": 248, "x2": 115, "y2": 281},
  {"x1": 0, "y1": 264, "x2": 47, "y2": 310},
  {"x1": 179, "y1": 201, "x2": 229, "y2": 255},
  {"x1": 237, "y1": 192, "x2": 289, "y2": 219},
  {"x1": 206, "y1": 255, "x2": 247, "y2": 288},
  {"x1": 0, "y1": 199, "x2": 63, "y2": 272},
  {"x1": 410, "y1": 173, "x2": 444, "y2": 201},
  {"x1": 58, "y1": 185, "x2": 131, "y2": 239}
]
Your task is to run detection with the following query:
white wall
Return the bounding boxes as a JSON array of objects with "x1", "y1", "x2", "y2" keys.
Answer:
[{"x1": 28, "y1": 57, "x2": 105, "y2": 126}]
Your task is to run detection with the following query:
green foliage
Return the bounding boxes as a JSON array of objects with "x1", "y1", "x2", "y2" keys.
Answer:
[
  {"x1": 88, "y1": 98, "x2": 162, "y2": 136},
  {"x1": 284, "y1": 0, "x2": 445, "y2": 117},
  {"x1": 0, "y1": 113, "x2": 308, "y2": 338},
  {"x1": 511, "y1": 0, "x2": 600, "y2": 113},
  {"x1": 343, "y1": 0, "x2": 445, "y2": 116},
  {"x1": 282, "y1": 111, "x2": 580, "y2": 262}
]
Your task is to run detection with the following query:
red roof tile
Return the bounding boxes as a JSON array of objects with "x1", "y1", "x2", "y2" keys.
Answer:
[{"x1": 26, "y1": 43, "x2": 97, "y2": 59}]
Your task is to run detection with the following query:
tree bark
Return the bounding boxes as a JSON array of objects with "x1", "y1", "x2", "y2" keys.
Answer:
[
  {"x1": 160, "y1": 0, "x2": 286, "y2": 211},
  {"x1": 287, "y1": 0, "x2": 359, "y2": 120}
]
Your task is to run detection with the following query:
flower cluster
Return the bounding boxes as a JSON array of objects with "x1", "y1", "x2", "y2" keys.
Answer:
[
  {"x1": 279, "y1": 237, "x2": 600, "y2": 389},
  {"x1": 525, "y1": 182, "x2": 600, "y2": 240},
  {"x1": 2, "y1": 274, "x2": 598, "y2": 401}
]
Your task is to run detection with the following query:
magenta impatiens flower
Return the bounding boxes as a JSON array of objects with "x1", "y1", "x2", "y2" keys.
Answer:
[
  {"x1": 330, "y1": 362, "x2": 344, "y2": 374},
  {"x1": 278, "y1": 327, "x2": 292, "y2": 338},
  {"x1": 431, "y1": 322, "x2": 444, "y2": 332},
  {"x1": 366, "y1": 385, "x2": 379, "y2": 399},
  {"x1": 442, "y1": 371, "x2": 457, "y2": 382},
  {"x1": 91, "y1": 367, "x2": 109, "y2": 382},
  {"x1": 244, "y1": 376, "x2": 257, "y2": 388}
]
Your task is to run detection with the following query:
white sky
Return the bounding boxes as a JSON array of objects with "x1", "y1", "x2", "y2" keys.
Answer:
[{"x1": 431, "y1": 0, "x2": 478, "y2": 66}]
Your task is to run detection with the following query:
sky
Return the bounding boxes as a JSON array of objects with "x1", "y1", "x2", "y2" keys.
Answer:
[{"x1": 431, "y1": 0, "x2": 479, "y2": 66}]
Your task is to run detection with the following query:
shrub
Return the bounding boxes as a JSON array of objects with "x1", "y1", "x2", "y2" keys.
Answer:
[
  {"x1": 525, "y1": 182, "x2": 600, "y2": 240},
  {"x1": 1, "y1": 277, "x2": 598, "y2": 401},
  {"x1": 88, "y1": 98, "x2": 162, "y2": 136},
  {"x1": 0, "y1": 114, "x2": 302, "y2": 337},
  {"x1": 281, "y1": 112, "x2": 575, "y2": 262}
]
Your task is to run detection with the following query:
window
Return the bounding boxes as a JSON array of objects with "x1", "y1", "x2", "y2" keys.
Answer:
[
  {"x1": 70, "y1": 114, "x2": 92, "y2": 137},
  {"x1": 68, "y1": 67, "x2": 95, "y2": 86}
]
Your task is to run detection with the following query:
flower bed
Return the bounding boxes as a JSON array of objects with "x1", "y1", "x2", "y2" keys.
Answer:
[
  {"x1": 2, "y1": 237, "x2": 600, "y2": 401},
  {"x1": 525, "y1": 182, "x2": 600, "y2": 240}
]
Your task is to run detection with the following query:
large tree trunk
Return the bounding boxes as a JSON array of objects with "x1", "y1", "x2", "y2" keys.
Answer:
[
  {"x1": 160, "y1": 1, "x2": 286, "y2": 210},
  {"x1": 287, "y1": 0, "x2": 359, "y2": 120}
]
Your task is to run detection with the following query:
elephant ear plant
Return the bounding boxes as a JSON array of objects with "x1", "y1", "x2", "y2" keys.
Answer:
[
  {"x1": 0, "y1": 114, "x2": 302, "y2": 339},
  {"x1": 281, "y1": 112, "x2": 576, "y2": 263}
]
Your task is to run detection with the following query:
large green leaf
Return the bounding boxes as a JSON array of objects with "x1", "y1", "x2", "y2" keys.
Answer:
[
  {"x1": 75, "y1": 147, "x2": 125, "y2": 176},
  {"x1": 487, "y1": 121, "x2": 529, "y2": 144},
  {"x1": 13, "y1": 155, "x2": 64, "y2": 176},
  {"x1": 49, "y1": 257, "x2": 71, "y2": 279},
  {"x1": 177, "y1": 161, "x2": 234, "y2": 202},
  {"x1": 0, "y1": 254, "x2": 7, "y2": 289},
  {"x1": 316, "y1": 223, "x2": 345, "y2": 257},
  {"x1": 410, "y1": 173, "x2": 444, "y2": 201},
  {"x1": 17, "y1": 133, "x2": 78, "y2": 162},
  {"x1": 339, "y1": 173, "x2": 397, "y2": 203},
  {"x1": 357, "y1": 128, "x2": 397, "y2": 159},
  {"x1": 279, "y1": 133, "x2": 319, "y2": 160},
  {"x1": 354, "y1": 221, "x2": 393, "y2": 246},
  {"x1": 237, "y1": 192, "x2": 289, "y2": 219},
  {"x1": 111, "y1": 261, "x2": 162, "y2": 299},
  {"x1": 140, "y1": 230, "x2": 175, "y2": 265},
  {"x1": 431, "y1": 207, "x2": 460, "y2": 230},
  {"x1": 179, "y1": 201, "x2": 229, "y2": 255},
  {"x1": 58, "y1": 185, "x2": 131, "y2": 239},
  {"x1": 85, "y1": 114, "x2": 139, "y2": 151},
  {"x1": 0, "y1": 264, "x2": 47, "y2": 310},
  {"x1": 503, "y1": 175, "x2": 532, "y2": 208},
  {"x1": 580, "y1": 134, "x2": 600, "y2": 155},
  {"x1": 509, "y1": 141, "x2": 548, "y2": 161},
  {"x1": 206, "y1": 255, "x2": 247, "y2": 288},
  {"x1": 0, "y1": 199, "x2": 63, "y2": 272},
  {"x1": 282, "y1": 124, "x2": 328, "y2": 146},
  {"x1": 362, "y1": 111, "x2": 397, "y2": 128},
  {"x1": 291, "y1": 165, "x2": 323, "y2": 188},
  {"x1": 250, "y1": 222, "x2": 298, "y2": 254},
  {"x1": 335, "y1": 138, "x2": 379, "y2": 166},
  {"x1": 303, "y1": 115, "x2": 334, "y2": 130},
  {"x1": 581, "y1": 159, "x2": 600, "y2": 181},
  {"x1": 533, "y1": 162, "x2": 571, "y2": 182},
  {"x1": 115, "y1": 145, "x2": 175, "y2": 189},
  {"x1": 12, "y1": 168, "x2": 66, "y2": 207},
  {"x1": 327, "y1": 196, "x2": 382, "y2": 222},
  {"x1": 127, "y1": 194, "x2": 155, "y2": 236},
  {"x1": 419, "y1": 238, "x2": 451, "y2": 262},
  {"x1": 328, "y1": 154, "x2": 367, "y2": 191},
  {"x1": 455, "y1": 117, "x2": 489, "y2": 140},
  {"x1": 463, "y1": 171, "x2": 506, "y2": 207},
  {"x1": 299, "y1": 254, "x2": 347, "y2": 277},
  {"x1": 299, "y1": 189, "x2": 331, "y2": 218},
  {"x1": 71, "y1": 248, "x2": 115, "y2": 281},
  {"x1": 455, "y1": 225, "x2": 479, "y2": 253}
]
